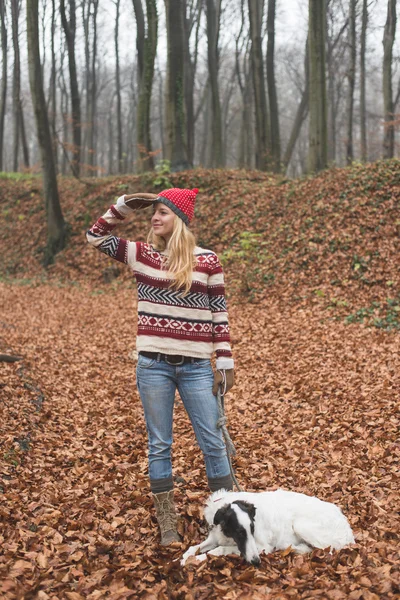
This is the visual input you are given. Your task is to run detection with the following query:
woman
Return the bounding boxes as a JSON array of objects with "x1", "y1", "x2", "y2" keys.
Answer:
[{"x1": 86, "y1": 187, "x2": 235, "y2": 545}]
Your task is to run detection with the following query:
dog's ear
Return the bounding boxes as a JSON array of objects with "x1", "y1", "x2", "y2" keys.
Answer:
[
  {"x1": 232, "y1": 500, "x2": 256, "y2": 521},
  {"x1": 214, "y1": 505, "x2": 231, "y2": 527}
]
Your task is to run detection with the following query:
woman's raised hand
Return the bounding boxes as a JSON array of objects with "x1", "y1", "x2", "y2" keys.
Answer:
[{"x1": 124, "y1": 192, "x2": 158, "y2": 210}]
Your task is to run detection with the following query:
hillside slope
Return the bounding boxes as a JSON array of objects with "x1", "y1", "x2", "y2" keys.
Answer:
[{"x1": 1, "y1": 161, "x2": 399, "y2": 326}]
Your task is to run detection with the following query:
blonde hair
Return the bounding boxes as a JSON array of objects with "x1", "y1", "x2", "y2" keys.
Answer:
[{"x1": 147, "y1": 216, "x2": 197, "y2": 295}]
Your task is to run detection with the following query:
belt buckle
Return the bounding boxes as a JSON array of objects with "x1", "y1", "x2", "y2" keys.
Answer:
[{"x1": 165, "y1": 355, "x2": 185, "y2": 366}]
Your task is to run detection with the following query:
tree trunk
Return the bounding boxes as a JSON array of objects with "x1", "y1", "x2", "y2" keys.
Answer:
[
  {"x1": 157, "y1": 64, "x2": 166, "y2": 159},
  {"x1": 59, "y1": 46, "x2": 69, "y2": 175},
  {"x1": 382, "y1": 0, "x2": 397, "y2": 159},
  {"x1": 183, "y1": 0, "x2": 201, "y2": 167},
  {"x1": 239, "y1": 79, "x2": 253, "y2": 169},
  {"x1": 60, "y1": 0, "x2": 81, "y2": 177},
  {"x1": 49, "y1": 0, "x2": 57, "y2": 169},
  {"x1": 133, "y1": 0, "x2": 158, "y2": 172},
  {"x1": 0, "y1": 0, "x2": 7, "y2": 171},
  {"x1": 360, "y1": 0, "x2": 368, "y2": 162},
  {"x1": 164, "y1": 0, "x2": 189, "y2": 171},
  {"x1": 88, "y1": 0, "x2": 98, "y2": 175},
  {"x1": 205, "y1": 0, "x2": 224, "y2": 167},
  {"x1": 11, "y1": 0, "x2": 20, "y2": 171},
  {"x1": 115, "y1": 0, "x2": 123, "y2": 172},
  {"x1": 308, "y1": 0, "x2": 328, "y2": 173},
  {"x1": 346, "y1": 0, "x2": 356, "y2": 164},
  {"x1": 235, "y1": 0, "x2": 252, "y2": 169},
  {"x1": 82, "y1": 1, "x2": 89, "y2": 169},
  {"x1": 266, "y1": 0, "x2": 280, "y2": 172},
  {"x1": 283, "y1": 37, "x2": 309, "y2": 170},
  {"x1": 248, "y1": 0, "x2": 270, "y2": 171},
  {"x1": 19, "y1": 99, "x2": 29, "y2": 167},
  {"x1": 199, "y1": 82, "x2": 211, "y2": 166},
  {"x1": 26, "y1": 0, "x2": 67, "y2": 264},
  {"x1": 108, "y1": 95, "x2": 114, "y2": 175}
]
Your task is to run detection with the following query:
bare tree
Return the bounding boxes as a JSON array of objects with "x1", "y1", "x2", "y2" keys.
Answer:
[
  {"x1": 60, "y1": 0, "x2": 81, "y2": 176},
  {"x1": 266, "y1": 0, "x2": 280, "y2": 172},
  {"x1": 165, "y1": 0, "x2": 190, "y2": 170},
  {"x1": 235, "y1": 2, "x2": 253, "y2": 169},
  {"x1": 283, "y1": 36, "x2": 309, "y2": 170},
  {"x1": 325, "y1": 0, "x2": 348, "y2": 164},
  {"x1": 346, "y1": 0, "x2": 357, "y2": 164},
  {"x1": 0, "y1": 0, "x2": 7, "y2": 171},
  {"x1": 183, "y1": 0, "x2": 202, "y2": 166},
  {"x1": 308, "y1": 0, "x2": 328, "y2": 172},
  {"x1": 382, "y1": 0, "x2": 397, "y2": 159},
  {"x1": 248, "y1": 0, "x2": 270, "y2": 170},
  {"x1": 205, "y1": 0, "x2": 224, "y2": 167},
  {"x1": 11, "y1": 0, "x2": 28, "y2": 170},
  {"x1": 58, "y1": 43, "x2": 69, "y2": 175},
  {"x1": 132, "y1": 0, "x2": 158, "y2": 172},
  {"x1": 115, "y1": 0, "x2": 123, "y2": 172},
  {"x1": 48, "y1": 0, "x2": 57, "y2": 167},
  {"x1": 26, "y1": 0, "x2": 66, "y2": 263},
  {"x1": 82, "y1": 0, "x2": 99, "y2": 175},
  {"x1": 359, "y1": 0, "x2": 368, "y2": 161}
]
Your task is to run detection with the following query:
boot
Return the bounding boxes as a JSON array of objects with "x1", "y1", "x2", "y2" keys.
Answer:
[{"x1": 152, "y1": 490, "x2": 180, "y2": 546}]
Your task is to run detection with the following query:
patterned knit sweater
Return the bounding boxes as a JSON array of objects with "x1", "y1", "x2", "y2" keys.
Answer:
[{"x1": 86, "y1": 197, "x2": 233, "y2": 368}]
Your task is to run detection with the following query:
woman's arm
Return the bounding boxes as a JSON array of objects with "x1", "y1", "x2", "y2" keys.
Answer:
[{"x1": 86, "y1": 193, "x2": 156, "y2": 267}]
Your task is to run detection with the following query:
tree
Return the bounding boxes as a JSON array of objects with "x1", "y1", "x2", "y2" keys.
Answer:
[
  {"x1": 26, "y1": 0, "x2": 66, "y2": 264},
  {"x1": 82, "y1": 0, "x2": 99, "y2": 175},
  {"x1": 132, "y1": 0, "x2": 158, "y2": 172},
  {"x1": 346, "y1": 0, "x2": 357, "y2": 164},
  {"x1": 11, "y1": 0, "x2": 29, "y2": 170},
  {"x1": 248, "y1": 0, "x2": 270, "y2": 171},
  {"x1": 382, "y1": 0, "x2": 397, "y2": 159},
  {"x1": 183, "y1": 0, "x2": 202, "y2": 167},
  {"x1": 205, "y1": 0, "x2": 224, "y2": 167},
  {"x1": 48, "y1": 0, "x2": 57, "y2": 166},
  {"x1": 266, "y1": 0, "x2": 280, "y2": 172},
  {"x1": 11, "y1": 0, "x2": 19, "y2": 171},
  {"x1": 235, "y1": 0, "x2": 253, "y2": 169},
  {"x1": 115, "y1": 0, "x2": 123, "y2": 172},
  {"x1": 164, "y1": 0, "x2": 190, "y2": 171},
  {"x1": 60, "y1": 0, "x2": 81, "y2": 176},
  {"x1": 359, "y1": 0, "x2": 368, "y2": 161},
  {"x1": 308, "y1": 0, "x2": 328, "y2": 172},
  {"x1": 283, "y1": 37, "x2": 309, "y2": 170},
  {"x1": 0, "y1": 0, "x2": 7, "y2": 171}
]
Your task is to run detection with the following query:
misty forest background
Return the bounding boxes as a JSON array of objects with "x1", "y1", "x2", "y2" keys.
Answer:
[{"x1": 1, "y1": 0, "x2": 399, "y2": 181}]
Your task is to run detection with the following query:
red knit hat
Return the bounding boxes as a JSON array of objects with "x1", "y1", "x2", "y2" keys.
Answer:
[{"x1": 157, "y1": 188, "x2": 199, "y2": 225}]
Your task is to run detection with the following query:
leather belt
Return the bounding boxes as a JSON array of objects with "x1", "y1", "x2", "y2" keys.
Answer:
[{"x1": 139, "y1": 351, "x2": 200, "y2": 365}]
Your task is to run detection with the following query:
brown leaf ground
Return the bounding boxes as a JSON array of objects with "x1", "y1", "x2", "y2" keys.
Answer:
[{"x1": 0, "y1": 163, "x2": 399, "y2": 598}]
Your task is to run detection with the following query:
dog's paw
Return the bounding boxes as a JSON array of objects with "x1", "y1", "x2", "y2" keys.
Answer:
[
  {"x1": 194, "y1": 553, "x2": 207, "y2": 562},
  {"x1": 181, "y1": 545, "x2": 199, "y2": 566},
  {"x1": 181, "y1": 552, "x2": 207, "y2": 566}
]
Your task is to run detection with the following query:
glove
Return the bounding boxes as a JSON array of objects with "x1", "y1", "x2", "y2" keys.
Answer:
[
  {"x1": 124, "y1": 192, "x2": 158, "y2": 210},
  {"x1": 212, "y1": 369, "x2": 234, "y2": 396}
]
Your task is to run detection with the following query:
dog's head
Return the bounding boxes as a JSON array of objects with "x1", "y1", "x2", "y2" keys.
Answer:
[{"x1": 214, "y1": 500, "x2": 260, "y2": 566}]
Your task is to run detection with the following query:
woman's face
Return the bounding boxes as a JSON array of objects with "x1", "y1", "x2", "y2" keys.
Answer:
[{"x1": 151, "y1": 202, "x2": 176, "y2": 241}]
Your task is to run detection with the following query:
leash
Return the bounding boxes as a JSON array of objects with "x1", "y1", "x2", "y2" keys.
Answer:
[{"x1": 216, "y1": 370, "x2": 242, "y2": 492}]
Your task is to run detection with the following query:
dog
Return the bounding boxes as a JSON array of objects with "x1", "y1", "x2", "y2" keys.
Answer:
[{"x1": 181, "y1": 489, "x2": 354, "y2": 566}]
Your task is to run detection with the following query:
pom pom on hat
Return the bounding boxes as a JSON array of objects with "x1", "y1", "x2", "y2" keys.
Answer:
[{"x1": 157, "y1": 187, "x2": 199, "y2": 225}]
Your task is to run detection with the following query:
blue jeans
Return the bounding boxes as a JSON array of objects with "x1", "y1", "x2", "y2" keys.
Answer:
[{"x1": 136, "y1": 354, "x2": 231, "y2": 485}]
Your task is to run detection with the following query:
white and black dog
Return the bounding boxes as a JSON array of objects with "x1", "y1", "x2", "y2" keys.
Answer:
[{"x1": 181, "y1": 489, "x2": 355, "y2": 566}]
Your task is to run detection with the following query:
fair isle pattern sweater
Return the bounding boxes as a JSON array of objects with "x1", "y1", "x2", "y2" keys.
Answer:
[{"x1": 86, "y1": 199, "x2": 233, "y2": 364}]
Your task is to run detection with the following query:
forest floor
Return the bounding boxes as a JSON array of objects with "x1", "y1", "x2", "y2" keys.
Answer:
[{"x1": 0, "y1": 162, "x2": 399, "y2": 599}]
